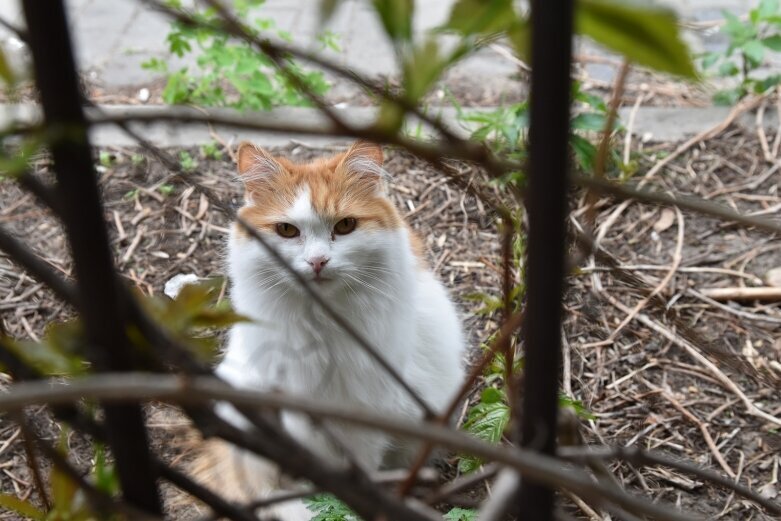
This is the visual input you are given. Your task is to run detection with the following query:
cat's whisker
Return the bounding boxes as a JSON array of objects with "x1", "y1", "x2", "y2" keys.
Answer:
[
  {"x1": 361, "y1": 266, "x2": 396, "y2": 275},
  {"x1": 264, "y1": 277, "x2": 289, "y2": 292},
  {"x1": 353, "y1": 270, "x2": 397, "y2": 288},
  {"x1": 345, "y1": 273, "x2": 401, "y2": 304},
  {"x1": 358, "y1": 268, "x2": 399, "y2": 282},
  {"x1": 253, "y1": 274, "x2": 284, "y2": 289}
]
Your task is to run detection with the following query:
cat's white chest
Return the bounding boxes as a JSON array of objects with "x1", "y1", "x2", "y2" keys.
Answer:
[{"x1": 219, "y1": 299, "x2": 413, "y2": 413}]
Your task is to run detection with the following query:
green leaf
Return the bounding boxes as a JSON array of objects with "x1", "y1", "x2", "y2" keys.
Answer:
[
  {"x1": 458, "y1": 388, "x2": 510, "y2": 473},
  {"x1": 2, "y1": 322, "x2": 87, "y2": 378},
  {"x1": 480, "y1": 386, "x2": 504, "y2": 404},
  {"x1": 574, "y1": 84, "x2": 607, "y2": 111},
  {"x1": 559, "y1": 394, "x2": 596, "y2": 420},
  {"x1": 762, "y1": 35, "x2": 781, "y2": 51},
  {"x1": 52, "y1": 432, "x2": 79, "y2": 511},
  {"x1": 570, "y1": 133, "x2": 598, "y2": 173},
  {"x1": 463, "y1": 292, "x2": 504, "y2": 315},
  {"x1": 742, "y1": 39, "x2": 765, "y2": 66},
  {"x1": 576, "y1": 0, "x2": 697, "y2": 78},
  {"x1": 0, "y1": 136, "x2": 43, "y2": 177},
  {"x1": 444, "y1": 507, "x2": 478, "y2": 521},
  {"x1": 0, "y1": 493, "x2": 45, "y2": 520},
  {"x1": 507, "y1": 20, "x2": 530, "y2": 62},
  {"x1": 462, "y1": 396, "x2": 510, "y2": 445},
  {"x1": 717, "y1": 60, "x2": 740, "y2": 76},
  {"x1": 162, "y1": 69, "x2": 193, "y2": 105},
  {"x1": 571, "y1": 112, "x2": 608, "y2": 131},
  {"x1": 753, "y1": 74, "x2": 781, "y2": 93},
  {"x1": 700, "y1": 51, "x2": 720, "y2": 70},
  {"x1": 443, "y1": 0, "x2": 516, "y2": 35},
  {"x1": 372, "y1": 0, "x2": 414, "y2": 41},
  {"x1": 167, "y1": 31, "x2": 193, "y2": 57},
  {"x1": 402, "y1": 39, "x2": 443, "y2": 100},
  {"x1": 722, "y1": 10, "x2": 756, "y2": 45},
  {"x1": 92, "y1": 443, "x2": 120, "y2": 496},
  {"x1": 304, "y1": 494, "x2": 359, "y2": 521},
  {"x1": 712, "y1": 87, "x2": 744, "y2": 105}
]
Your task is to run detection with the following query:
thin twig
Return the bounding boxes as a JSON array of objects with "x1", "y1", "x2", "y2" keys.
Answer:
[
  {"x1": 575, "y1": 174, "x2": 781, "y2": 235},
  {"x1": 559, "y1": 445, "x2": 781, "y2": 516},
  {"x1": 605, "y1": 207, "x2": 683, "y2": 342},
  {"x1": 649, "y1": 382, "x2": 736, "y2": 479},
  {"x1": 0, "y1": 224, "x2": 78, "y2": 306}
]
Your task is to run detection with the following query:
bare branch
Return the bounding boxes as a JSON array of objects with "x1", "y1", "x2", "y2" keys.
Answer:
[
  {"x1": 0, "y1": 373, "x2": 704, "y2": 521},
  {"x1": 0, "y1": 224, "x2": 78, "y2": 305},
  {"x1": 575, "y1": 174, "x2": 781, "y2": 235},
  {"x1": 424, "y1": 464, "x2": 499, "y2": 505},
  {"x1": 22, "y1": 0, "x2": 161, "y2": 511},
  {"x1": 18, "y1": 415, "x2": 163, "y2": 521}
]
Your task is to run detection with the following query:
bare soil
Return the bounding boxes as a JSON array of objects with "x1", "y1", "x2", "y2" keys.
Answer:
[{"x1": 1, "y1": 125, "x2": 780, "y2": 519}]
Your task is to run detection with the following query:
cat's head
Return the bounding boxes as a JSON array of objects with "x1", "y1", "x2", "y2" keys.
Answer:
[{"x1": 230, "y1": 141, "x2": 409, "y2": 295}]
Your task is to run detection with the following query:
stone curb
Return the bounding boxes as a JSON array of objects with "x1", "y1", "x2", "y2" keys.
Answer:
[{"x1": 0, "y1": 104, "x2": 774, "y2": 148}]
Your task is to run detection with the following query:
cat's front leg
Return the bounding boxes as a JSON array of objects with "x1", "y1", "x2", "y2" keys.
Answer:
[{"x1": 282, "y1": 413, "x2": 389, "y2": 470}]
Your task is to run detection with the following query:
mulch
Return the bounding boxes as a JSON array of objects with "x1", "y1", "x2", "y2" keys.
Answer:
[{"x1": 1, "y1": 122, "x2": 780, "y2": 519}]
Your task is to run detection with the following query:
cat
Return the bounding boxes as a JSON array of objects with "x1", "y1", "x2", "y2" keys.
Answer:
[{"x1": 193, "y1": 141, "x2": 465, "y2": 519}]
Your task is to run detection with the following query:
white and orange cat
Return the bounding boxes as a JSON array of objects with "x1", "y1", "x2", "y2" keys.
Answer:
[{"x1": 196, "y1": 141, "x2": 465, "y2": 518}]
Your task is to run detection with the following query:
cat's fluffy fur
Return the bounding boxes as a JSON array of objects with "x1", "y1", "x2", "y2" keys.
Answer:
[{"x1": 194, "y1": 141, "x2": 465, "y2": 519}]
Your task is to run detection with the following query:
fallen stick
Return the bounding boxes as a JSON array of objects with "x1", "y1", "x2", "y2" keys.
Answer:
[{"x1": 700, "y1": 286, "x2": 781, "y2": 302}]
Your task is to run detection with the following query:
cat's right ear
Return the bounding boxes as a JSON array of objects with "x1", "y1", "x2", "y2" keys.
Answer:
[{"x1": 236, "y1": 142, "x2": 284, "y2": 186}]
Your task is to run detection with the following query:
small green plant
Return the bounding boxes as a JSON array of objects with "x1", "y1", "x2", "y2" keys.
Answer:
[
  {"x1": 304, "y1": 494, "x2": 359, "y2": 521},
  {"x1": 142, "y1": 0, "x2": 330, "y2": 110},
  {"x1": 131, "y1": 153, "x2": 145, "y2": 167},
  {"x1": 444, "y1": 507, "x2": 478, "y2": 521},
  {"x1": 158, "y1": 184, "x2": 175, "y2": 196},
  {"x1": 317, "y1": 30, "x2": 342, "y2": 52},
  {"x1": 454, "y1": 82, "x2": 626, "y2": 187},
  {"x1": 99, "y1": 150, "x2": 114, "y2": 168},
  {"x1": 700, "y1": 0, "x2": 781, "y2": 104},
  {"x1": 200, "y1": 141, "x2": 224, "y2": 160},
  {"x1": 179, "y1": 150, "x2": 198, "y2": 172},
  {"x1": 458, "y1": 229, "x2": 593, "y2": 474}
]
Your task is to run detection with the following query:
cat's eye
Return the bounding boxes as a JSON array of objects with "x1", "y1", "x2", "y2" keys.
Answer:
[
  {"x1": 275, "y1": 222, "x2": 300, "y2": 238},
  {"x1": 334, "y1": 217, "x2": 357, "y2": 235}
]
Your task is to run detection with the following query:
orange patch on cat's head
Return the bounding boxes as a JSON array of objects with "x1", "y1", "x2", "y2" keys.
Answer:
[{"x1": 235, "y1": 141, "x2": 402, "y2": 234}]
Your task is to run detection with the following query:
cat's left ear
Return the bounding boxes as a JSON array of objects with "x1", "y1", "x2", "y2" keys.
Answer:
[
  {"x1": 236, "y1": 142, "x2": 285, "y2": 185},
  {"x1": 338, "y1": 140, "x2": 386, "y2": 190}
]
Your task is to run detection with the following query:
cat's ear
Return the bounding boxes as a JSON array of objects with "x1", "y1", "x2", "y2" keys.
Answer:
[
  {"x1": 236, "y1": 142, "x2": 284, "y2": 185},
  {"x1": 338, "y1": 140, "x2": 386, "y2": 190}
]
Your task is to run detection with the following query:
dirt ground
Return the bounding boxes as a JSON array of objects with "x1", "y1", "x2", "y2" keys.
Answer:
[{"x1": 1, "y1": 125, "x2": 780, "y2": 519}]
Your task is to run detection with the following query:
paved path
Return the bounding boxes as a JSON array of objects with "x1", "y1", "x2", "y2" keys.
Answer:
[{"x1": 0, "y1": 0, "x2": 754, "y2": 92}]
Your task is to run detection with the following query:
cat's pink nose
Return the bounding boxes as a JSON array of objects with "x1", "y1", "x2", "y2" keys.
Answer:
[{"x1": 307, "y1": 256, "x2": 330, "y2": 275}]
